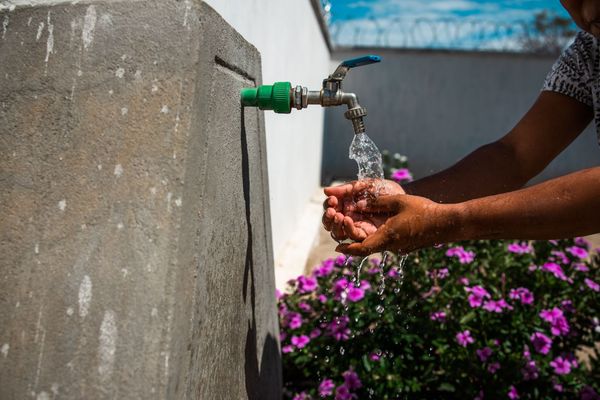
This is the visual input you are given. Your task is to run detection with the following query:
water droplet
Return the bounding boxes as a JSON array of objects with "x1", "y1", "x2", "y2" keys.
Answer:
[
  {"x1": 339, "y1": 347, "x2": 345, "y2": 355},
  {"x1": 376, "y1": 305, "x2": 384, "y2": 313}
]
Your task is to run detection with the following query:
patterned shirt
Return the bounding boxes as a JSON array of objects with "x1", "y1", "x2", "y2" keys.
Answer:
[{"x1": 543, "y1": 31, "x2": 600, "y2": 140}]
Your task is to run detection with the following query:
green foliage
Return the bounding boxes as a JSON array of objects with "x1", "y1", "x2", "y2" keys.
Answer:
[{"x1": 280, "y1": 153, "x2": 600, "y2": 399}]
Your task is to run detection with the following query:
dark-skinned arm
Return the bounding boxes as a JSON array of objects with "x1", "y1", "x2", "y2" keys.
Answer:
[{"x1": 337, "y1": 167, "x2": 600, "y2": 256}]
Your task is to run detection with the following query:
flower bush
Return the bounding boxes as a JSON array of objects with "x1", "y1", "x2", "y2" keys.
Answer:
[{"x1": 279, "y1": 154, "x2": 600, "y2": 399}]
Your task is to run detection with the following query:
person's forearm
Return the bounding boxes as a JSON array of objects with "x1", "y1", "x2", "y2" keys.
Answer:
[
  {"x1": 404, "y1": 140, "x2": 529, "y2": 203},
  {"x1": 451, "y1": 167, "x2": 600, "y2": 241}
]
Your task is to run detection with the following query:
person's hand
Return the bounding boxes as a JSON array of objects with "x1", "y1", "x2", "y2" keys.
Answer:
[
  {"x1": 322, "y1": 179, "x2": 405, "y2": 242},
  {"x1": 335, "y1": 194, "x2": 462, "y2": 256}
]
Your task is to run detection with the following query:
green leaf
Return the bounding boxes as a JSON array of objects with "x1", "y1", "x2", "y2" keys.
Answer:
[{"x1": 459, "y1": 311, "x2": 476, "y2": 325}]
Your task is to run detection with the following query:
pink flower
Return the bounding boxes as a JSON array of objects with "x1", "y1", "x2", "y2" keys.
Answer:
[
  {"x1": 310, "y1": 328, "x2": 322, "y2": 339},
  {"x1": 347, "y1": 284, "x2": 365, "y2": 302},
  {"x1": 456, "y1": 330, "x2": 475, "y2": 347},
  {"x1": 318, "y1": 294, "x2": 328, "y2": 303},
  {"x1": 298, "y1": 302, "x2": 312, "y2": 313},
  {"x1": 291, "y1": 335, "x2": 310, "y2": 349},
  {"x1": 550, "y1": 250, "x2": 570, "y2": 265},
  {"x1": 574, "y1": 262, "x2": 589, "y2": 272},
  {"x1": 335, "y1": 384, "x2": 355, "y2": 400},
  {"x1": 359, "y1": 280, "x2": 371, "y2": 291},
  {"x1": 293, "y1": 392, "x2": 308, "y2": 400},
  {"x1": 509, "y1": 287, "x2": 534, "y2": 305},
  {"x1": 541, "y1": 262, "x2": 569, "y2": 281},
  {"x1": 288, "y1": 312, "x2": 303, "y2": 329},
  {"x1": 430, "y1": 311, "x2": 447, "y2": 322},
  {"x1": 507, "y1": 242, "x2": 533, "y2": 254},
  {"x1": 585, "y1": 278, "x2": 600, "y2": 292},
  {"x1": 333, "y1": 278, "x2": 349, "y2": 297},
  {"x1": 275, "y1": 289, "x2": 283, "y2": 299},
  {"x1": 567, "y1": 246, "x2": 589, "y2": 259},
  {"x1": 487, "y1": 362, "x2": 500, "y2": 373},
  {"x1": 391, "y1": 168, "x2": 413, "y2": 183},
  {"x1": 458, "y1": 277, "x2": 470, "y2": 285},
  {"x1": 387, "y1": 267, "x2": 402, "y2": 278},
  {"x1": 369, "y1": 351, "x2": 381, "y2": 361},
  {"x1": 343, "y1": 369, "x2": 362, "y2": 390},
  {"x1": 483, "y1": 299, "x2": 512, "y2": 313},
  {"x1": 335, "y1": 255, "x2": 350, "y2": 265},
  {"x1": 319, "y1": 379, "x2": 335, "y2": 397},
  {"x1": 297, "y1": 275, "x2": 318, "y2": 293},
  {"x1": 550, "y1": 356, "x2": 572, "y2": 375},
  {"x1": 314, "y1": 259, "x2": 335, "y2": 277},
  {"x1": 508, "y1": 386, "x2": 520, "y2": 399},
  {"x1": 522, "y1": 360, "x2": 539, "y2": 380},
  {"x1": 540, "y1": 307, "x2": 570, "y2": 336},
  {"x1": 465, "y1": 285, "x2": 490, "y2": 308},
  {"x1": 574, "y1": 237, "x2": 590, "y2": 248},
  {"x1": 476, "y1": 347, "x2": 493, "y2": 362},
  {"x1": 530, "y1": 332, "x2": 552, "y2": 354},
  {"x1": 446, "y1": 246, "x2": 475, "y2": 264},
  {"x1": 327, "y1": 316, "x2": 351, "y2": 341},
  {"x1": 282, "y1": 345, "x2": 294, "y2": 353}
]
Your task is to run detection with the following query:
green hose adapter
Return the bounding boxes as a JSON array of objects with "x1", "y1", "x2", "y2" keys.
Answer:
[{"x1": 240, "y1": 82, "x2": 292, "y2": 114}]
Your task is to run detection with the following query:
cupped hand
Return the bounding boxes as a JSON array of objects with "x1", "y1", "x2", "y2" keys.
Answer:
[
  {"x1": 335, "y1": 194, "x2": 461, "y2": 256},
  {"x1": 322, "y1": 179, "x2": 405, "y2": 241}
]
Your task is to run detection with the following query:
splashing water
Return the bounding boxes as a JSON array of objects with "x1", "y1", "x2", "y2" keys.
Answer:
[
  {"x1": 355, "y1": 257, "x2": 368, "y2": 286},
  {"x1": 349, "y1": 132, "x2": 384, "y2": 180}
]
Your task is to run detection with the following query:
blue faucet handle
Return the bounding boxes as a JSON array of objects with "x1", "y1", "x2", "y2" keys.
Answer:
[{"x1": 341, "y1": 55, "x2": 382, "y2": 69}]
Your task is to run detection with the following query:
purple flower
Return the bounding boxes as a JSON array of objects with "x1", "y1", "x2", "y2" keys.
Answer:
[
  {"x1": 540, "y1": 307, "x2": 570, "y2": 336},
  {"x1": 522, "y1": 360, "x2": 539, "y2": 380},
  {"x1": 343, "y1": 369, "x2": 362, "y2": 390},
  {"x1": 550, "y1": 356, "x2": 572, "y2": 375},
  {"x1": 333, "y1": 278, "x2": 349, "y2": 297},
  {"x1": 369, "y1": 351, "x2": 381, "y2": 361},
  {"x1": 314, "y1": 259, "x2": 335, "y2": 277},
  {"x1": 483, "y1": 299, "x2": 512, "y2": 313},
  {"x1": 541, "y1": 262, "x2": 569, "y2": 281},
  {"x1": 297, "y1": 275, "x2": 318, "y2": 293},
  {"x1": 291, "y1": 335, "x2": 310, "y2": 349},
  {"x1": 387, "y1": 267, "x2": 402, "y2": 278},
  {"x1": 508, "y1": 386, "x2": 520, "y2": 399},
  {"x1": 507, "y1": 242, "x2": 533, "y2": 254},
  {"x1": 446, "y1": 246, "x2": 475, "y2": 264},
  {"x1": 487, "y1": 362, "x2": 500, "y2": 373},
  {"x1": 276, "y1": 289, "x2": 283, "y2": 299},
  {"x1": 298, "y1": 302, "x2": 312, "y2": 313},
  {"x1": 391, "y1": 168, "x2": 413, "y2": 183},
  {"x1": 580, "y1": 386, "x2": 600, "y2": 400},
  {"x1": 458, "y1": 277, "x2": 470, "y2": 285},
  {"x1": 476, "y1": 347, "x2": 493, "y2": 362},
  {"x1": 429, "y1": 268, "x2": 449, "y2": 280},
  {"x1": 585, "y1": 278, "x2": 600, "y2": 292},
  {"x1": 310, "y1": 328, "x2": 322, "y2": 339},
  {"x1": 430, "y1": 311, "x2": 447, "y2": 322},
  {"x1": 575, "y1": 237, "x2": 590, "y2": 248},
  {"x1": 318, "y1": 294, "x2": 328, "y2": 303},
  {"x1": 567, "y1": 246, "x2": 589, "y2": 259},
  {"x1": 292, "y1": 392, "x2": 308, "y2": 400},
  {"x1": 347, "y1": 284, "x2": 365, "y2": 302},
  {"x1": 456, "y1": 330, "x2": 475, "y2": 347},
  {"x1": 319, "y1": 379, "x2": 335, "y2": 397},
  {"x1": 335, "y1": 384, "x2": 355, "y2": 400},
  {"x1": 335, "y1": 255, "x2": 350, "y2": 265},
  {"x1": 574, "y1": 262, "x2": 589, "y2": 272},
  {"x1": 509, "y1": 287, "x2": 534, "y2": 305},
  {"x1": 288, "y1": 312, "x2": 303, "y2": 329},
  {"x1": 359, "y1": 280, "x2": 371, "y2": 291},
  {"x1": 465, "y1": 285, "x2": 491, "y2": 308},
  {"x1": 282, "y1": 345, "x2": 294, "y2": 354},
  {"x1": 327, "y1": 316, "x2": 351, "y2": 341},
  {"x1": 561, "y1": 299, "x2": 575, "y2": 313},
  {"x1": 530, "y1": 332, "x2": 552, "y2": 354},
  {"x1": 551, "y1": 250, "x2": 570, "y2": 265}
]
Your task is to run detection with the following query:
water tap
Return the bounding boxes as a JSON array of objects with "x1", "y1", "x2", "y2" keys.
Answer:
[{"x1": 240, "y1": 55, "x2": 381, "y2": 135}]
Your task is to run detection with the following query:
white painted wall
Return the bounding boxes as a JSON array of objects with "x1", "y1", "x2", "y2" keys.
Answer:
[{"x1": 204, "y1": 0, "x2": 331, "y2": 280}]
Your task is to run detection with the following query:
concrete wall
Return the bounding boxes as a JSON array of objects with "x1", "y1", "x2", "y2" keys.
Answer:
[
  {"x1": 324, "y1": 48, "x2": 600, "y2": 184},
  {"x1": 0, "y1": 1, "x2": 280, "y2": 398},
  {"x1": 204, "y1": 0, "x2": 331, "y2": 277}
]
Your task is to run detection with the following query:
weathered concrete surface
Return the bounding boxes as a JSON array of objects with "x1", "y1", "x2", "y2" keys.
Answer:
[{"x1": 0, "y1": 1, "x2": 281, "y2": 399}]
